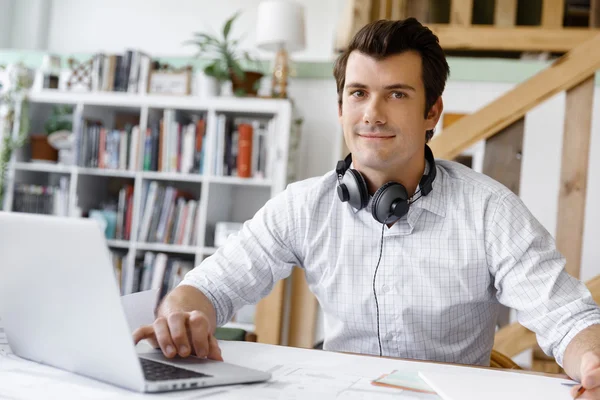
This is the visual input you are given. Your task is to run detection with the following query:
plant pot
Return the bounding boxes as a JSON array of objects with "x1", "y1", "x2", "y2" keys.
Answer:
[
  {"x1": 30, "y1": 135, "x2": 58, "y2": 162},
  {"x1": 198, "y1": 73, "x2": 222, "y2": 98},
  {"x1": 230, "y1": 70, "x2": 263, "y2": 97}
]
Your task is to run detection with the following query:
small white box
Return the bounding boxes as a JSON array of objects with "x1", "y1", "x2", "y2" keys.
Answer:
[{"x1": 214, "y1": 222, "x2": 244, "y2": 247}]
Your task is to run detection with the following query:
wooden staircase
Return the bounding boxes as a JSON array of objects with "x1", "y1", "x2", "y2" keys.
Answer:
[{"x1": 335, "y1": 0, "x2": 600, "y2": 53}]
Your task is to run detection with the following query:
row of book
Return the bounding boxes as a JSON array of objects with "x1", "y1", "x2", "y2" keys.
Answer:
[
  {"x1": 111, "y1": 250, "x2": 194, "y2": 298},
  {"x1": 88, "y1": 184, "x2": 134, "y2": 241},
  {"x1": 214, "y1": 115, "x2": 270, "y2": 178},
  {"x1": 143, "y1": 111, "x2": 206, "y2": 174},
  {"x1": 137, "y1": 181, "x2": 200, "y2": 245},
  {"x1": 74, "y1": 113, "x2": 207, "y2": 175},
  {"x1": 73, "y1": 111, "x2": 272, "y2": 179},
  {"x1": 11, "y1": 178, "x2": 69, "y2": 216},
  {"x1": 91, "y1": 50, "x2": 152, "y2": 94},
  {"x1": 75, "y1": 111, "x2": 141, "y2": 170}
]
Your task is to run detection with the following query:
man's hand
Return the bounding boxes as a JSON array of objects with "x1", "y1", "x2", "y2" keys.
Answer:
[
  {"x1": 568, "y1": 352, "x2": 600, "y2": 398},
  {"x1": 133, "y1": 310, "x2": 223, "y2": 361}
]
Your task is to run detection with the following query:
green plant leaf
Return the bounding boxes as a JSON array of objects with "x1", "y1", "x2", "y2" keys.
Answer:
[
  {"x1": 223, "y1": 11, "x2": 241, "y2": 39},
  {"x1": 230, "y1": 60, "x2": 245, "y2": 80}
]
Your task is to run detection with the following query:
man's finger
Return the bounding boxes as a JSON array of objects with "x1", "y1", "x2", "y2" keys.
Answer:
[
  {"x1": 153, "y1": 317, "x2": 177, "y2": 358},
  {"x1": 132, "y1": 325, "x2": 154, "y2": 344},
  {"x1": 167, "y1": 313, "x2": 192, "y2": 357},
  {"x1": 582, "y1": 367, "x2": 600, "y2": 390},
  {"x1": 188, "y1": 311, "x2": 210, "y2": 358},
  {"x1": 570, "y1": 383, "x2": 598, "y2": 399},
  {"x1": 580, "y1": 352, "x2": 600, "y2": 389},
  {"x1": 208, "y1": 334, "x2": 224, "y2": 362}
]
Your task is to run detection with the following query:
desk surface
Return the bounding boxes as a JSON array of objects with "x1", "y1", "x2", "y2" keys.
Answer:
[{"x1": 0, "y1": 340, "x2": 573, "y2": 400}]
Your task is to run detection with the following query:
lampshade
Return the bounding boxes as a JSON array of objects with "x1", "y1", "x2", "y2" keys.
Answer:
[{"x1": 255, "y1": 0, "x2": 306, "y2": 53}]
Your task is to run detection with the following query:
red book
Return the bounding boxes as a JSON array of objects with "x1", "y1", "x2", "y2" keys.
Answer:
[{"x1": 237, "y1": 123, "x2": 253, "y2": 178}]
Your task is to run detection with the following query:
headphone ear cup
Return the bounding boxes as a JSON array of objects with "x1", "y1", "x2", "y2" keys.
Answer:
[
  {"x1": 342, "y1": 169, "x2": 369, "y2": 210},
  {"x1": 371, "y1": 182, "x2": 409, "y2": 223}
]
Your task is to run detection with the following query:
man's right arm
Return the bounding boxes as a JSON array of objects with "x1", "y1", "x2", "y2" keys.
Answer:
[
  {"x1": 133, "y1": 185, "x2": 306, "y2": 360},
  {"x1": 133, "y1": 285, "x2": 223, "y2": 361}
]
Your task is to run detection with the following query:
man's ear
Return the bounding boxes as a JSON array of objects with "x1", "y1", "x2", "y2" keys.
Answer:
[{"x1": 425, "y1": 97, "x2": 443, "y2": 131}]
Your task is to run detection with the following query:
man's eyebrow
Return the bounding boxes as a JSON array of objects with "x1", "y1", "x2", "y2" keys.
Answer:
[
  {"x1": 345, "y1": 82, "x2": 368, "y2": 89},
  {"x1": 384, "y1": 83, "x2": 416, "y2": 91},
  {"x1": 345, "y1": 82, "x2": 416, "y2": 92}
]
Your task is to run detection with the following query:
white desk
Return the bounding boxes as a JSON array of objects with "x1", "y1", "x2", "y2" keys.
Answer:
[{"x1": 0, "y1": 340, "x2": 574, "y2": 400}]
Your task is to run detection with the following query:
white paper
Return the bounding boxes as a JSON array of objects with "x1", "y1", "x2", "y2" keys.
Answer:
[
  {"x1": 120, "y1": 289, "x2": 159, "y2": 333},
  {"x1": 0, "y1": 316, "x2": 11, "y2": 355},
  {"x1": 418, "y1": 369, "x2": 576, "y2": 400}
]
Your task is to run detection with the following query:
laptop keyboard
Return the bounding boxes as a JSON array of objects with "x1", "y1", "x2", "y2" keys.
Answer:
[{"x1": 140, "y1": 358, "x2": 212, "y2": 382}]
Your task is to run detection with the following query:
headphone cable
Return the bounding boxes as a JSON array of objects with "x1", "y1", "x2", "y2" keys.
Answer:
[
  {"x1": 372, "y1": 217, "x2": 388, "y2": 357},
  {"x1": 373, "y1": 189, "x2": 425, "y2": 357}
]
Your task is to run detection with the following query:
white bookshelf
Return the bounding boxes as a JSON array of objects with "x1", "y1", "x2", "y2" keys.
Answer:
[{"x1": 3, "y1": 90, "x2": 293, "y2": 333}]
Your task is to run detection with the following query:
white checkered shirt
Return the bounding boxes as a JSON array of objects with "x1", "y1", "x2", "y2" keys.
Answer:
[{"x1": 181, "y1": 159, "x2": 600, "y2": 366}]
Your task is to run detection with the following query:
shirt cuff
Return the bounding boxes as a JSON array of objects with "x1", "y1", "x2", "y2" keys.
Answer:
[
  {"x1": 178, "y1": 277, "x2": 233, "y2": 328},
  {"x1": 554, "y1": 317, "x2": 600, "y2": 367}
]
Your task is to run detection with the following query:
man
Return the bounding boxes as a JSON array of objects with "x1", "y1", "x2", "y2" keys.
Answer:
[{"x1": 134, "y1": 18, "x2": 600, "y2": 395}]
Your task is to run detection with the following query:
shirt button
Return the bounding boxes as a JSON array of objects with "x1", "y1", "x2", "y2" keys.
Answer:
[
  {"x1": 385, "y1": 332, "x2": 394, "y2": 340},
  {"x1": 382, "y1": 285, "x2": 390, "y2": 293}
]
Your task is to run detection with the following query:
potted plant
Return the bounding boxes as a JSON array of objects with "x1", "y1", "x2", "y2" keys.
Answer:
[
  {"x1": 29, "y1": 105, "x2": 72, "y2": 163},
  {"x1": 187, "y1": 11, "x2": 265, "y2": 97},
  {"x1": 0, "y1": 62, "x2": 33, "y2": 205}
]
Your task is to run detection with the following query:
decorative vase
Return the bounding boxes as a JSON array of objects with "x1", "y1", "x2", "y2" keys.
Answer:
[
  {"x1": 230, "y1": 71, "x2": 264, "y2": 97},
  {"x1": 198, "y1": 72, "x2": 221, "y2": 98},
  {"x1": 30, "y1": 135, "x2": 58, "y2": 162}
]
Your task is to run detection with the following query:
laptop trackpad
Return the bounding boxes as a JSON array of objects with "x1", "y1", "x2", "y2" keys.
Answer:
[{"x1": 138, "y1": 350, "x2": 265, "y2": 378}]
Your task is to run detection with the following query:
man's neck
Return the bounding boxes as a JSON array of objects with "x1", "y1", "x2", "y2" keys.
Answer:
[{"x1": 357, "y1": 157, "x2": 426, "y2": 197}]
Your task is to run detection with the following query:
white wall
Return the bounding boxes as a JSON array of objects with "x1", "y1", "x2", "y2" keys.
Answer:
[
  {"x1": 7, "y1": 0, "x2": 51, "y2": 50},
  {"x1": 0, "y1": 0, "x2": 14, "y2": 48},
  {"x1": 45, "y1": 0, "x2": 345, "y2": 61}
]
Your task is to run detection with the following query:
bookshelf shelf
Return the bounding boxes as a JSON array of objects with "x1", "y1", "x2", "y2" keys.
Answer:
[
  {"x1": 207, "y1": 175, "x2": 273, "y2": 187},
  {"x1": 78, "y1": 167, "x2": 136, "y2": 178},
  {"x1": 141, "y1": 171, "x2": 204, "y2": 183},
  {"x1": 3, "y1": 88, "x2": 293, "y2": 344},
  {"x1": 136, "y1": 242, "x2": 198, "y2": 255},
  {"x1": 202, "y1": 246, "x2": 218, "y2": 255},
  {"x1": 13, "y1": 161, "x2": 73, "y2": 174},
  {"x1": 106, "y1": 239, "x2": 130, "y2": 249}
]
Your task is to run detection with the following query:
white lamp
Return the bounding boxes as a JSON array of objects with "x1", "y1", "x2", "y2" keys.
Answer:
[{"x1": 255, "y1": 0, "x2": 306, "y2": 98}]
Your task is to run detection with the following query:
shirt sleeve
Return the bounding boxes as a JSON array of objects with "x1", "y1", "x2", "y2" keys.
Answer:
[
  {"x1": 486, "y1": 191, "x2": 600, "y2": 366},
  {"x1": 179, "y1": 186, "x2": 303, "y2": 327}
]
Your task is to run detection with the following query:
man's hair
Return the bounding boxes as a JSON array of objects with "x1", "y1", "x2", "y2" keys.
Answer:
[{"x1": 333, "y1": 18, "x2": 450, "y2": 142}]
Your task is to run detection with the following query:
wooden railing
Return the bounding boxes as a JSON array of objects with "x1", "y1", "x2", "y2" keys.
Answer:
[
  {"x1": 437, "y1": 31, "x2": 600, "y2": 374},
  {"x1": 335, "y1": 0, "x2": 600, "y2": 52}
]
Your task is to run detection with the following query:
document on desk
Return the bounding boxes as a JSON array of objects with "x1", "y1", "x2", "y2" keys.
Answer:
[
  {"x1": 418, "y1": 368, "x2": 575, "y2": 400},
  {"x1": 120, "y1": 288, "x2": 159, "y2": 333},
  {"x1": 0, "y1": 316, "x2": 11, "y2": 355}
]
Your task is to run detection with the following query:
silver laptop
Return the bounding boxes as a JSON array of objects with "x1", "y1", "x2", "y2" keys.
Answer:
[{"x1": 0, "y1": 211, "x2": 271, "y2": 393}]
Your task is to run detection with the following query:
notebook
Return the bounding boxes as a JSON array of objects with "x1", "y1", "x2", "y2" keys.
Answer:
[{"x1": 418, "y1": 368, "x2": 577, "y2": 400}]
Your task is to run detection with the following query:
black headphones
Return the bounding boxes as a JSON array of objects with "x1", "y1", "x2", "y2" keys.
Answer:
[{"x1": 336, "y1": 145, "x2": 437, "y2": 224}]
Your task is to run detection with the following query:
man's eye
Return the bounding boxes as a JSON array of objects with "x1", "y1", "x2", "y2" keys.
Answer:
[
  {"x1": 391, "y1": 92, "x2": 406, "y2": 99},
  {"x1": 351, "y1": 90, "x2": 365, "y2": 98}
]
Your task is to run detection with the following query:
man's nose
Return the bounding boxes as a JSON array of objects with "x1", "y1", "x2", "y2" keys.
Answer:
[{"x1": 362, "y1": 98, "x2": 386, "y2": 125}]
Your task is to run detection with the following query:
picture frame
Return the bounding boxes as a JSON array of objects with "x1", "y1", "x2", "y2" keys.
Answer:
[{"x1": 148, "y1": 64, "x2": 192, "y2": 96}]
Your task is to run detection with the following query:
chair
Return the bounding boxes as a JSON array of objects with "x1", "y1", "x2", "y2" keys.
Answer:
[{"x1": 490, "y1": 349, "x2": 522, "y2": 370}]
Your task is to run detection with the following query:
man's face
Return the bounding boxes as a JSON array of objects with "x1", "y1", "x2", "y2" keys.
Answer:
[{"x1": 339, "y1": 50, "x2": 441, "y2": 171}]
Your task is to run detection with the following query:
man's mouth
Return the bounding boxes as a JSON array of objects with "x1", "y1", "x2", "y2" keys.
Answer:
[{"x1": 358, "y1": 134, "x2": 395, "y2": 139}]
